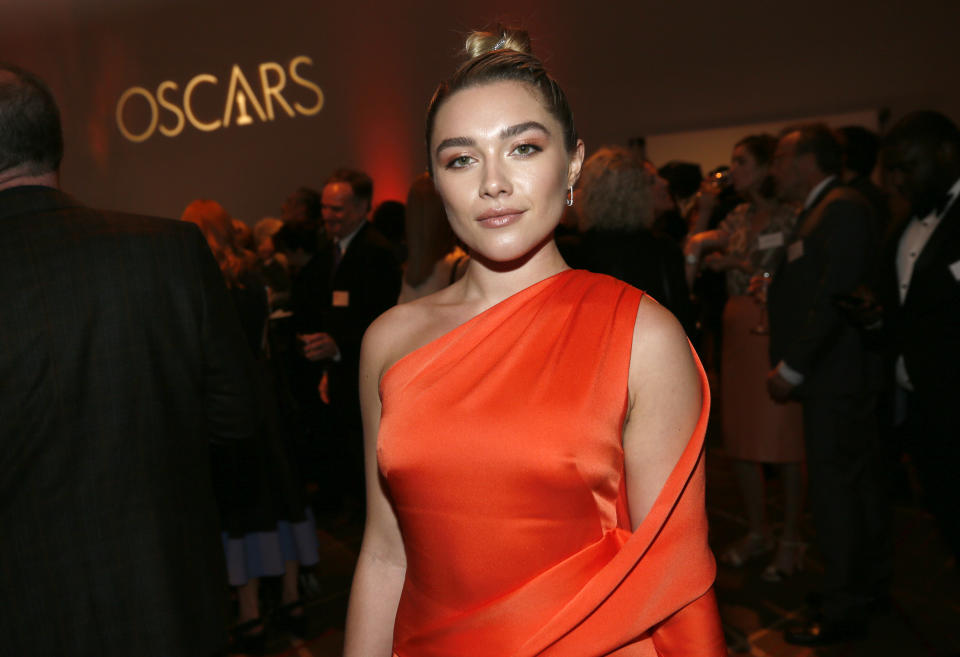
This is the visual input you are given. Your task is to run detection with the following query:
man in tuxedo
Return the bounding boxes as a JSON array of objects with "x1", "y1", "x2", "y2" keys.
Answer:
[
  {"x1": 292, "y1": 169, "x2": 401, "y2": 506},
  {"x1": 766, "y1": 124, "x2": 889, "y2": 645},
  {"x1": 880, "y1": 111, "x2": 960, "y2": 564},
  {"x1": 0, "y1": 64, "x2": 257, "y2": 656}
]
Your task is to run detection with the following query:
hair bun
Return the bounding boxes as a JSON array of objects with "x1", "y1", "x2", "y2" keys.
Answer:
[{"x1": 465, "y1": 26, "x2": 531, "y2": 58}]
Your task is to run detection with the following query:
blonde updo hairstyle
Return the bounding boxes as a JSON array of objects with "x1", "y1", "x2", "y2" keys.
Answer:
[
  {"x1": 578, "y1": 146, "x2": 654, "y2": 231},
  {"x1": 425, "y1": 26, "x2": 578, "y2": 173}
]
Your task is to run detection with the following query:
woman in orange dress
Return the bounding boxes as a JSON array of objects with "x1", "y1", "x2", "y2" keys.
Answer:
[{"x1": 343, "y1": 27, "x2": 726, "y2": 657}]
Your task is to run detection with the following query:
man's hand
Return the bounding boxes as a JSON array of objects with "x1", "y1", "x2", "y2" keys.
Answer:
[
  {"x1": 298, "y1": 332, "x2": 339, "y2": 362},
  {"x1": 767, "y1": 368, "x2": 795, "y2": 403}
]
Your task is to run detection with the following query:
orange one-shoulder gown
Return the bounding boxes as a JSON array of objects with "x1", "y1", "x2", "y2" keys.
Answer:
[{"x1": 378, "y1": 269, "x2": 726, "y2": 656}]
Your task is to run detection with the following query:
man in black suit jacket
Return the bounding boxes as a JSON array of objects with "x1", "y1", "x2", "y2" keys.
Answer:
[
  {"x1": 766, "y1": 124, "x2": 889, "y2": 645},
  {"x1": 0, "y1": 65, "x2": 258, "y2": 656},
  {"x1": 293, "y1": 169, "x2": 401, "y2": 504},
  {"x1": 880, "y1": 111, "x2": 960, "y2": 564}
]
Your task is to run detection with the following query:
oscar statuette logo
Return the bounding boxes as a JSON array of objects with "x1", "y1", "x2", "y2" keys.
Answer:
[{"x1": 116, "y1": 55, "x2": 324, "y2": 143}]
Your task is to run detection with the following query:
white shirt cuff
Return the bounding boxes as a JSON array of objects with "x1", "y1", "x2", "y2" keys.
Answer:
[
  {"x1": 777, "y1": 361, "x2": 805, "y2": 386},
  {"x1": 895, "y1": 355, "x2": 913, "y2": 391}
]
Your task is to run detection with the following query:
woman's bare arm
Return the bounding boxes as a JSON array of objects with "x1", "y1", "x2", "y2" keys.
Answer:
[
  {"x1": 622, "y1": 296, "x2": 702, "y2": 529},
  {"x1": 343, "y1": 315, "x2": 408, "y2": 657}
]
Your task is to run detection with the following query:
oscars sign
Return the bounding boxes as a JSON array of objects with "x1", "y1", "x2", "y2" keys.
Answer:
[{"x1": 116, "y1": 55, "x2": 323, "y2": 143}]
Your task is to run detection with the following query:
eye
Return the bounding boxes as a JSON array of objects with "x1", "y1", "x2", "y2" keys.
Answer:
[
  {"x1": 511, "y1": 143, "x2": 542, "y2": 157},
  {"x1": 445, "y1": 155, "x2": 474, "y2": 169}
]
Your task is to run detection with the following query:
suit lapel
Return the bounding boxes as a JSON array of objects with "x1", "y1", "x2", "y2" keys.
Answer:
[
  {"x1": 795, "y1": 180, "x2": 837, "y2": 234},
  {"x1": 913, "y1": 200, "x2": 959, "y2": 273}
]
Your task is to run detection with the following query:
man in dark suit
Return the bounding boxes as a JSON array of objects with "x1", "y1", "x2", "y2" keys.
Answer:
[
  {"x1": 839, "y1": 125, "x2": 892, "y2": 235},
  {"x1": 880, "y1": 111, "x2": 960, "y2": 564},
  {"x1": 0, "y1": 64, "x2": 257, "y2": 656},
  {"x1": 292, "y1": 169, "x2": 401, "y2": 506},
  {"x1": 766, "y1": 124, "x2": 889, "y2": 645}
]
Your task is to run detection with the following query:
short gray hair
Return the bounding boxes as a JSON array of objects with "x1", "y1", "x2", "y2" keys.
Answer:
[{"x1": 578, "y1": 145, "x2": 653, "y2": 231}]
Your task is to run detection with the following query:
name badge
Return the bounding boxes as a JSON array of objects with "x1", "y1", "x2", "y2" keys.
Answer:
[
  {"x1": 950, "y1": 259, "x2": 960, "y2": 282},
  {"x1": 757, "y1": 232, "x2": 785, "y2": 250},
  {"x1": 332, "y1": 290, "x2": 350, "y2": 307},
  {"x1": 787, "y1": 239, "x2": 804, "y2": 263}
]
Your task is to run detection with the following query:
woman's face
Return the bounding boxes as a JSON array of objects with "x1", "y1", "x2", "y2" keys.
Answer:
[
  {"x1": 729, "y1": 144, "x2": 767, "y2": 195},
  {"x1": 430, "y1": 80, "x2": 583, "y2": 263}
]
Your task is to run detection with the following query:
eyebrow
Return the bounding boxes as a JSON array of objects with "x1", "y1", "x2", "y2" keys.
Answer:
[{"x1": 434, "y1": 121, "x2": 552, "y2": 157}]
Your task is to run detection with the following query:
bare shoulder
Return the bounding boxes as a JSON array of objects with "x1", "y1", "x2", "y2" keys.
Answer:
[
  {"x1": 361, "y1": 302, "x2": 424, "y2": 382},
  {"x1": 629, "y1": 295, "x2": 700, "y2": 399},
  {"x1": 632, "y1": 295, "x2": 693, "y2": 361},
  {"x1": 362, "y1": 283, "x2": 465, "y2": 383}
]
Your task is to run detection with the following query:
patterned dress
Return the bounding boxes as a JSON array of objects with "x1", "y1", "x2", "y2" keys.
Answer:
[{"x1": 718, "y1": 202, "x2": 805, "y2": 463}]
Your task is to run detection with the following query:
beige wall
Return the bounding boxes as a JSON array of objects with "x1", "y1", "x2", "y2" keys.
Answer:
[
  {"x1": 646, "y1": 109, "x2": 879, "y2": 174},
  {"x1": 1, "y1": 0, "x2": 957, "y2": 221}
]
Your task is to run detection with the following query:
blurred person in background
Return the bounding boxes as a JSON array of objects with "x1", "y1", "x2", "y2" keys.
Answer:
[
  {"x1": 293, "y1": 169, "x2": 401, "y2": 516},
  {"x1": 372, "y1": 199, "x2": 408, "y2": 265},
  {"x1": 398, "y1": 172, "x2": 468, "y2": 303},
  {"x1": 684, "y1": 134, "x2": 805, "y2": 580},
  {"x1": 253, "y1": 216, "x2": 291, "y2": 305},
  {"x1": 278, "y1": 187, "x2": 325, "y2": 275},
  {"x1": 648, "y1": 160, "x2": 685, "y2": 243},
  {"x1": 184, "y1": 199, "x2": 320, "y2": 654},
  {"x1": 839, "y1": 125, "x2": 891, "y2": 234},
  {"x1": 0, "y1": 64, "x2": 257, "y2": 657},
  {"x1": 566, "y1": 145, "x2": 692, "y2": 332},
  {"x1": 767, "y1": 124, "x2": 888, "y2": 646},
  {"x1": 659, "y1": 160, "x2": 703, "y2": 222},
  {"x1": 880, "y1": 111, "x2": 960, "y2": 567}
]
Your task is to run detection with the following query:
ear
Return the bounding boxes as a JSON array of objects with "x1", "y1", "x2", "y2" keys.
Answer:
[{"x1": 567, "y1": 139, "x2": 586, "y2": 188}]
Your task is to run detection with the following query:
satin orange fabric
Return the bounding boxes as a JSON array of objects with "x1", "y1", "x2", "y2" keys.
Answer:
[{"x1": 378, "y1": 270, "x2": 725, "y2": 656}]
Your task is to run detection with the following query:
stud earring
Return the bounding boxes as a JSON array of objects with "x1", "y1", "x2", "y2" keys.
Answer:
[{"x1": 566, "y1": 186, "x2": 574, "y2": 207}]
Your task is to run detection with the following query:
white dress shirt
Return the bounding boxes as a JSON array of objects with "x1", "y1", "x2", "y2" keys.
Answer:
[
  {"x1": 336, "y1": 219, "x2": 366, "y2": 257},
  {"x1": 894, "y1": 176, "x2": 960, "y2": 389}
]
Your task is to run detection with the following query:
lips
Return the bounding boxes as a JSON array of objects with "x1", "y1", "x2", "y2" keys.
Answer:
[{"x1": 476, "y1": 208, "x2": 525, "y2": 228}]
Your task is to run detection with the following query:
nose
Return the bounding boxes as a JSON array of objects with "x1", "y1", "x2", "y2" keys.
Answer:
[{"x1": 479, "y1": 156, "x2": 512, "y2": 199}]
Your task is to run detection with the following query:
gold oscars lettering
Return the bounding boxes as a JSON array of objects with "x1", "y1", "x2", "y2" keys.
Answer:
[{"x1": 116, "y1": 56, "x2": 324, "y2": 143}]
